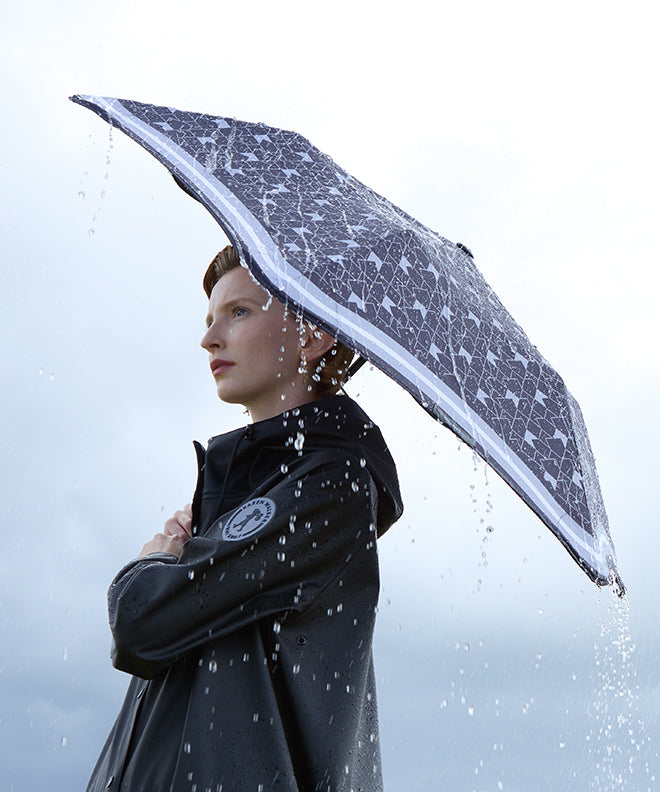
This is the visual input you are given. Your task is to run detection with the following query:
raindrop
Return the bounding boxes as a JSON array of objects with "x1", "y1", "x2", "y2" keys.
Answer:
[
  {"x1": 78, "y1": 190, "x2": 85, "y2": 199},
  {"x1": 292, "y1": 664, "x2": 300, "y2": 675},
  {"x1": 280, "y1": 463, "x2": 289, "y2": 475},
  {"x1": 273, "y1": 621, "x2": 281, "y2": 634},
  {"x1": 468, "y1": 705, "x2": 475, "y2": 716},
  {"x1": 294, "y1": 432, "x2": 305, "y2": 451},
  {"x1": 208, "y1": 659, "x2": 217, "y2": 673},
  {"x1": 351, "y1": 481, "x2": 360, "y2": 493},
  {"x1": 184, "y1": 742, "x2": 191, "y2": 754},
  {"x1": 61, "y1": 736, "x2": 67, "y2": 747},
  {"x1": 188, "y1": 570, "x2": 195, "y2": 580}
]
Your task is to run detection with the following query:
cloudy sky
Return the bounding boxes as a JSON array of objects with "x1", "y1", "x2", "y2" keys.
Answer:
[{"x1": 2, "y1": 1, "x2": 659, "y2": 790}]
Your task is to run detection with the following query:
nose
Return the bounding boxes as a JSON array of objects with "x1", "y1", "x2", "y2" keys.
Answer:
[{"x1": 200, "y1": 322, "x2": 225, "y2": 352}]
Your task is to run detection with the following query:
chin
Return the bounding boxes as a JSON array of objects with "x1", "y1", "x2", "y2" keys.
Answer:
[{"x1": 215, "y1": 386, "x2": 247, "y2": 407}]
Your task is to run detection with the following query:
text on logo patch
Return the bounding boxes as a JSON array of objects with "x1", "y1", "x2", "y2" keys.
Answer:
[{"x1": 221, "y1": 498, "x2": 276, "y2": 541}]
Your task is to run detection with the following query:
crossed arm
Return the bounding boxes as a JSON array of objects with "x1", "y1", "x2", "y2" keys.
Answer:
[{"x1": 109, "y1": 457, "x2": 378, "y2": 678}]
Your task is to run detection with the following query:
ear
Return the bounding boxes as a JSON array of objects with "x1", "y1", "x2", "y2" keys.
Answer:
[{"x1": 299, "y1": 324, "x2": 336, "y2": 364}]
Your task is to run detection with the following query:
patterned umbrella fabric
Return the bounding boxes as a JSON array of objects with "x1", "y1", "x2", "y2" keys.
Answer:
[{"x1": 71, "y1": 95, "x2": 624, "y2": 593}]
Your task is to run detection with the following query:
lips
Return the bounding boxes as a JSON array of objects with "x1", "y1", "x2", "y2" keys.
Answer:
[{"x1": 210, "y1": 359, "x2": 235, "y2": 376}]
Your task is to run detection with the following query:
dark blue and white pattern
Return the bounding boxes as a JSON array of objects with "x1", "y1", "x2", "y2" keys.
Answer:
[{"x1": 71, "y1": 95, "x2": 622, "y2": 590}]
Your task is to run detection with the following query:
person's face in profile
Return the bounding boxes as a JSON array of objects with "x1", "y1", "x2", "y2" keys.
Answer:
[{"x1": 200, "y1": 266, "x2": 307, "y2": 421}]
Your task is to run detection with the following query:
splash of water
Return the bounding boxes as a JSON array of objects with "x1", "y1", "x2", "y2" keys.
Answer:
[
  {"x1": 86, "y1": 127, "x2": 114, "y2": 238},
  {"x1": 467, "y1": 452, "x2": 495, "y2": 588},
  {"x1": 588, "y1": 592, "x2": 654, "y2": 791}
]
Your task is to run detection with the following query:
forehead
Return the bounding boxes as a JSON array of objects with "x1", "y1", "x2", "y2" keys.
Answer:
[{"x1": 210, "y1": 266, "x2": 271, "y2": 307}]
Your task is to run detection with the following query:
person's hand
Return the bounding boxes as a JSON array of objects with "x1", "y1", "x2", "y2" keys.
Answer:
[
  {"x1": 163, "y1": 503, "x2": 193, "y2": 539},
  {"x1": 138, "y1": 504, "x2": 193, "y2": 558}
]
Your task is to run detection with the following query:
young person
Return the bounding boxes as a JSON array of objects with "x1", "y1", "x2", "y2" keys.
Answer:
[{"x1": 87, "y1": 246, "x2": 402, "y2": 792}]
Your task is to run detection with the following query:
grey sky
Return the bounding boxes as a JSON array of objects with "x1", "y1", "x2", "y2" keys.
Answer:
[{"x1": 2, "y1": 1, "x2": 659, "y2": 790}]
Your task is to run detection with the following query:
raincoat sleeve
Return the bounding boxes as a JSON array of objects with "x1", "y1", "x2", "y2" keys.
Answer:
[{"x1": 108, "y1": 452, "x2": 378, "y2": 678}]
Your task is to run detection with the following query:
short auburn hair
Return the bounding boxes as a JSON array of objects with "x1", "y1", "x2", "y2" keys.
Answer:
[{"x1": 203, "y1": 245, "x2": 354, "y2": 398}]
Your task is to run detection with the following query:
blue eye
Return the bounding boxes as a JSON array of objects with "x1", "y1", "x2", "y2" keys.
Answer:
[{"x1": 233, "y1": 306, "x2": 248, "y2": 318}]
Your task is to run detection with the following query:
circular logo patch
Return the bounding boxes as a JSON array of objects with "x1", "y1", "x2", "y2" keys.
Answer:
[{"x1": 221, "y1": 498, "x2": 276, "y2": 542}]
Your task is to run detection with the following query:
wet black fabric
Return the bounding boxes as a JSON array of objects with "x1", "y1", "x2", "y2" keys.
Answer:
[{"x1": 86, "y1": 395, "x2": 402, "y2": 792}]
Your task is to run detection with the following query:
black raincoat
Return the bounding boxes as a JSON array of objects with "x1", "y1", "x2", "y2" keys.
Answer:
[{"x1": 87, "y1": 394, "x2": 402, "y2": 792}]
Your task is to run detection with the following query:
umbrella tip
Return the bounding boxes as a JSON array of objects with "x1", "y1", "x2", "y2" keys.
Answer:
[{"x1": 609, "y1": 567, "x2": 626, "y2": 598}]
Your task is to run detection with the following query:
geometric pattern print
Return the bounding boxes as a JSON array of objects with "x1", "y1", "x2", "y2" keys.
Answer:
[{"x1": 71, "y1": 95, "x2": 620, "y2": 589}]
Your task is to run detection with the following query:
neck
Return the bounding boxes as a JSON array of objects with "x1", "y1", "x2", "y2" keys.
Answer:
[{"x1": 247, "y1": 388, "x2": 321, "y2": 424}]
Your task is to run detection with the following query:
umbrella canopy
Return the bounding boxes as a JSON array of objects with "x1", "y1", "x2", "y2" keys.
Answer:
[{"x1": 70, "y1": 95, "x2": 623, "y2": 593}]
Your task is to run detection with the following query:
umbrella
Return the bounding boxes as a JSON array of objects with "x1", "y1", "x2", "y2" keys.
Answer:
[{"x1": 70, "y1": 95, "x2": 624, "y2": 594}]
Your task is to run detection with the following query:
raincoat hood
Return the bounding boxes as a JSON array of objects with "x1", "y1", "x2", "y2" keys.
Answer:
[{"x1": 194, "y1": 393, "x2": 402, "y2": 540}]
